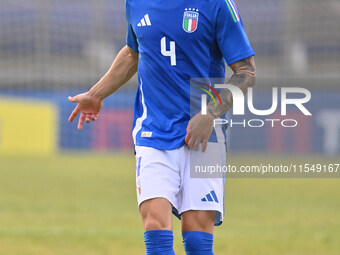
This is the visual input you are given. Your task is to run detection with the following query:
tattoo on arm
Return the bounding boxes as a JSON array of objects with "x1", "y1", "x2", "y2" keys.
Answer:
[{"x1": 207, "y1": 56, "x2": 256, "y2": 118}]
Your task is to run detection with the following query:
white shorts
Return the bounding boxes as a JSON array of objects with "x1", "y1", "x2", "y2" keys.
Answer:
[{"x1": 135, "y1": 142, "x2": 226, "y2": 226}]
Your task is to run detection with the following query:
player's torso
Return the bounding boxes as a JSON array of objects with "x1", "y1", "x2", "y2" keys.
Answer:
[
  {"x1": 127, "y1": 0, "x2": 221, "y2": 77},
  {"x1": 127, "y1": 0, "x2": 226, "y2": 150}
]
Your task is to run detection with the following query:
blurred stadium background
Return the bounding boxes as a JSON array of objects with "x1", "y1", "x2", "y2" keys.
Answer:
[
  {"x1": 0, "y1": 0, "x2": 339, "y2": 254},
  {"x1": 0, "y1": 0, "x2": 340, "y2": 155}
]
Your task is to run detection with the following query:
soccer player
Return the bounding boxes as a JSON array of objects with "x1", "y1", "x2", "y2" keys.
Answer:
[{"x1": 68, "y1": 0, "x2": 256, "y2": 254}]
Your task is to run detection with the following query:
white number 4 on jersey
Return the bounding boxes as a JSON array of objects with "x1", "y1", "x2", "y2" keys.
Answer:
[{"x1": 161, "y1": 37, "x2": 176, "y2": 66}]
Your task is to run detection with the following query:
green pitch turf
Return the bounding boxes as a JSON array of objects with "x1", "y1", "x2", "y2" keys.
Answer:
[{"x1": 0, "y1": 154, "x2": 339, "y2": 255}]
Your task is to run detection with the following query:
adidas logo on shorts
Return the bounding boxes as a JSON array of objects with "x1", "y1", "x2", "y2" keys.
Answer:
[{"x1": 201, "y1": 190, "x2": 219, "y2": 203}]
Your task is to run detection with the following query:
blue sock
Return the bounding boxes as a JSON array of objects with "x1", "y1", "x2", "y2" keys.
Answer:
[
  {"x1": 182, "y1": 231, "x2": 214, "y2": 255},
  {"x1": 144, "y1": 230, "x2": 176, "y2": 255}
]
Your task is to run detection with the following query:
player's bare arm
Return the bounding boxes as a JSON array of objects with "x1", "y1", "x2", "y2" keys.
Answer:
[
  {"x1": 68, "y1": 46, "x2": 138, "y2": 130},
  {"x1": 208, "y1": 56, "x2": 256, "y2": 118},
  {"x1": 185, "y1": 56, "x2": 256, "y2": 152}
]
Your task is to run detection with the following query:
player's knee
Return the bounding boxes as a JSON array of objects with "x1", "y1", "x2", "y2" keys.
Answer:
[
  {"x1": 182, "y1": 231, "x2": 214, "y2": 255},
  {"x1": 140, "y1": 198, "x2": 173, "y2": 231},
  {"x1": 144, "y1": 217, "x2": 170, "y2": 231},
  {"x1": 142, "y1": 209, "x2": 171, "y2": 230},
  {"x1": 181, "y1": 210, "x2": 216, "y2": 233}
]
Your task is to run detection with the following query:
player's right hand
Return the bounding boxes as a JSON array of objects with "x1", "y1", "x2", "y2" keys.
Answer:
[{"x1": 68, "y1": 92, "x2": 103, "y2": 130}]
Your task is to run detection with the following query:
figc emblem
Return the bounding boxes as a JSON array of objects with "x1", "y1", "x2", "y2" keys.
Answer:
[{"x1": 183, "y1": 8, "x2": 199, "y2": 33}]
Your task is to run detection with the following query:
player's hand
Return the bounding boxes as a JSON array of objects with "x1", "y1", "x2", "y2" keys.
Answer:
[
  {"x1": 68, "y1": 92, "x2": 103, "y2": 130},
  {"x1": 185, "y1": 112, "x2": 215, "y2": 152}
]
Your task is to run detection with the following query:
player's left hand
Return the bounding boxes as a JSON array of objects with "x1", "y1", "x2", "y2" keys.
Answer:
[{"x1": 185, "y1": 112, "x2": 215, "y2": 152}]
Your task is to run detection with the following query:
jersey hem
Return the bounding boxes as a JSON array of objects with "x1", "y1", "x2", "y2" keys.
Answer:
[{"x1": 134, "y1": 140, "x2": 186, "y2": 151}]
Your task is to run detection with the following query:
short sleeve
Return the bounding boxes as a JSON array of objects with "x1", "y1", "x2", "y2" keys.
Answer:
[
  {"x1": 215, "y1": 0, "x2": 255, "y2": 65},
  {"x1": 126, "y1": 24, "x2": 139, "y2": 53},
  {"x1": 126, "y1": 1, "x2": 139, "y2": 53}
]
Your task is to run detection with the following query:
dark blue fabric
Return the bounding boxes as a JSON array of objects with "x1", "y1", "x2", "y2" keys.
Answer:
[
  {"x1": 182, "y1": 231, "x2": 214, "y2": 255},
  {"x1": 144, "y1": 230, "x2": 176, "y2": 255}
]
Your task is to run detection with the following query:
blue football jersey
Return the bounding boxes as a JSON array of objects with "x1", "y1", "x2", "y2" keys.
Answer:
[{"x1": 126, "y1": 0, "x2": 255, "y2": 150}]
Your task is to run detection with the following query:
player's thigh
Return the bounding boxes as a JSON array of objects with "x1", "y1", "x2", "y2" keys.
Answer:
[
  {"x1": 135, "y1": 146, "x2": 181, "y2": 207},
  {"x1": 135, "y1": 146, "x2": 181, "y2": 231},
  {"x1": 178, "y1": 143, "x2": 226, "y2": 227},
  {"x1": 181, "y1": 210, "x2": 216, "y2": 234},
  {"x1": 140, "y1": 198, "x2": 173, "y2": 231}
]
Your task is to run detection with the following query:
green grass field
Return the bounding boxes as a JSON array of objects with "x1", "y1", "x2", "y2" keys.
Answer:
[{"x1": 0, "y1": 154, "x2": 339, "y2": 255}]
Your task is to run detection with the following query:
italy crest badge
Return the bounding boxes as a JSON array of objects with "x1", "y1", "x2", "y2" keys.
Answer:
[{"x1": 183, "y1": 9, "x2": 199, "y2": 33}]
